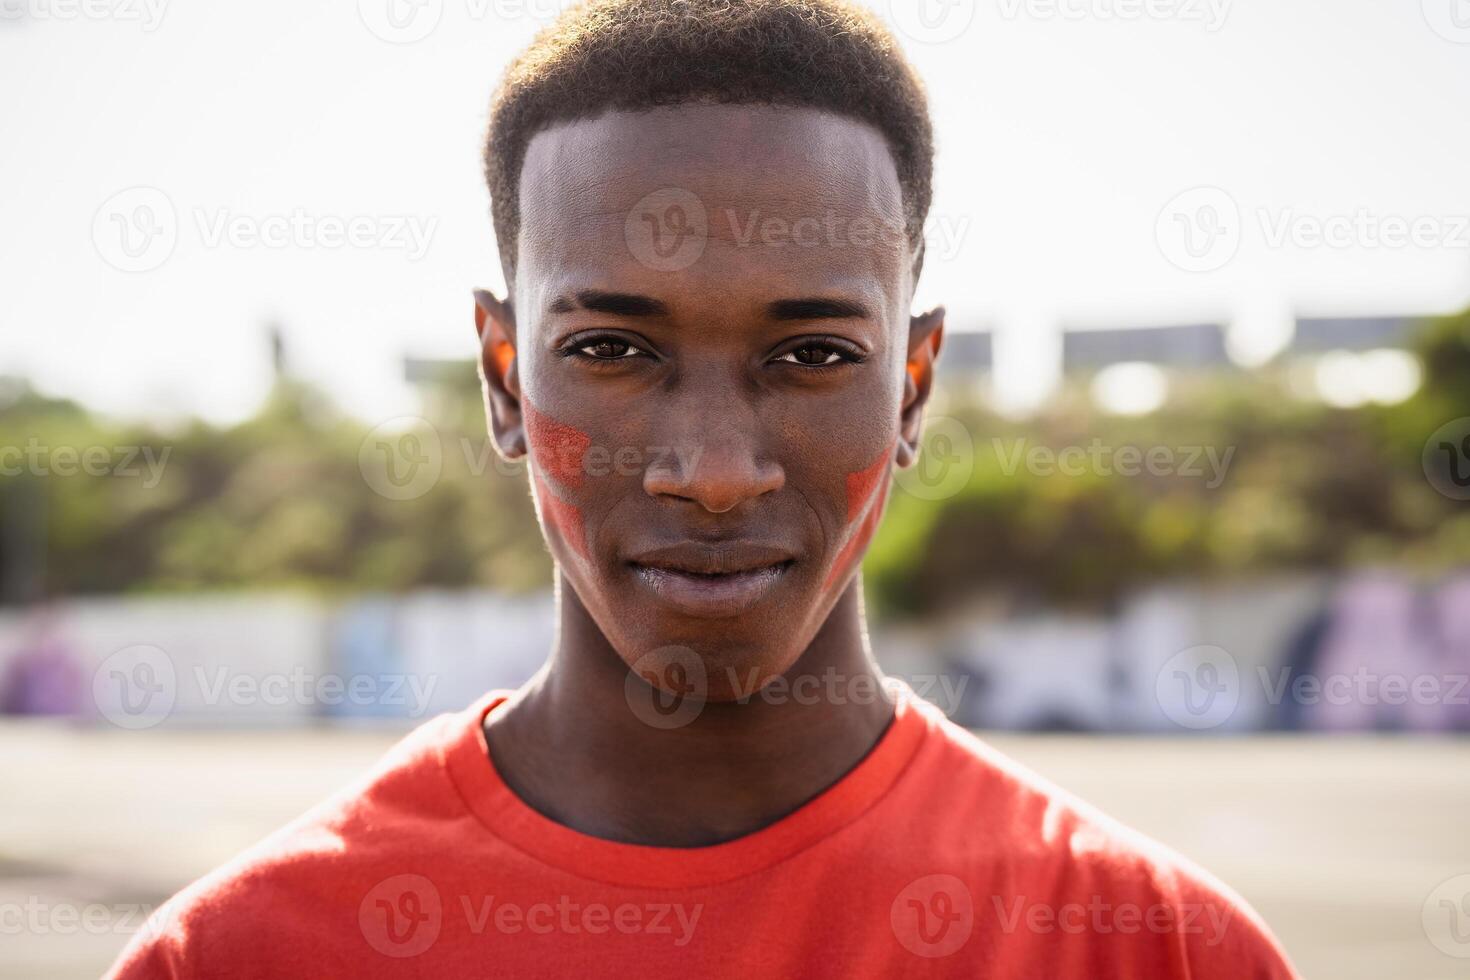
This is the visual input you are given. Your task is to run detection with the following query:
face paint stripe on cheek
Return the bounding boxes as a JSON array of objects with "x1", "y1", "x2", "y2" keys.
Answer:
[
  {"x1": 522, "y1": 396, "x2": 592, "y2": 489},
  {"x1": 824, "y1": 480, "x2": 890, "y2": 591},
  {"x1": 532, "y1": 471, "x2": 589, "y2": 560},
  {"x1": 844, "y1": 441, "x2": 895, "y2": 520},
  {"x1": 522, "y1": 396, "x2": 592, "y2": 562},
  {"x1": 823, "y1": 440, "x2": 896, "y2": 590}
]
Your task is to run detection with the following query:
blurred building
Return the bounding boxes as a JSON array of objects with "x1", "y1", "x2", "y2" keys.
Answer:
[
  {"x1": 1289, "y1": 315, "x2": 1417, "y2": 354},
  {"x1": 3, "y1": 571, "x2": 1466, "y2": 733},
  {"x1": 1061, "y1": 322, "x2": 1233, "y2": 373},
  {"x1": 1282, "y1": 314, "x2": 1425, "y2": 408}
]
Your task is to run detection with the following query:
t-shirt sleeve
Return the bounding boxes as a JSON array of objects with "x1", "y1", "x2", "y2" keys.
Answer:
[
  {"x1": 1168, "y1": 865, "x2": 1301, "y2": 980},
  {"x1": 104, "y1": 901, "x2": 192, "y2": 980}
]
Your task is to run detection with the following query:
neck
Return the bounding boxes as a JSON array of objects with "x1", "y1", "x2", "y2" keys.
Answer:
[{"x1": 483, "y1": 575, "x2": 895, "y2": 847}]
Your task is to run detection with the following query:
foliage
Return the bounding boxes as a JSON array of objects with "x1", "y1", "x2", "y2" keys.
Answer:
[
  {"x1": 866, "y1": 309, "x2": 1470, "y2": 618},
  {"x1": 3, "y1": 310, "x2": 1468, "y2": 619}
]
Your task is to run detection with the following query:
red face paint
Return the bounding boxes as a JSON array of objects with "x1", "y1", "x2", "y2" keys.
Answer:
[
  {"x1": 823, "y1": 440, "x2": 895, "y2": 590},
  {"x1": 522, "y1": 397, "x2": 591, "y2": 488},
  {"x1": 532, "y1": 471, "x2": 589, "y2": 559},
  {"x1": 523, "y1": 397, "x2": 593, "y2": 561}
]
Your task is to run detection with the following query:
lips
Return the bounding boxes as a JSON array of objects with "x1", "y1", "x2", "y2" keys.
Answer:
[{"x1": 626, "y1": 542, "x2": 795, "y2": 618}]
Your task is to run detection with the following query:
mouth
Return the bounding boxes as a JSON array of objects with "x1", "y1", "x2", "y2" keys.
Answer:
[{"x1": 626, "y1": 543, "x2": 796, "y2": 619}]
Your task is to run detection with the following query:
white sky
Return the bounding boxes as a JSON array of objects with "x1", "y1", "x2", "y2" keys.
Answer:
[{"x1": 2, "y1": 0, "x2": 1468, "y2": 425}]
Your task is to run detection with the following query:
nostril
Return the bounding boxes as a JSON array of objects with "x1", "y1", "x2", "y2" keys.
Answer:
[{"x1": 643, "y1": 456, "x2": 784, "y2": 513}]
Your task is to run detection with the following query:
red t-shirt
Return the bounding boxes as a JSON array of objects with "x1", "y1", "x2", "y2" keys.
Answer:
[{"x1": 108, "y1": 688, "x2": 1299, "y2": 978}]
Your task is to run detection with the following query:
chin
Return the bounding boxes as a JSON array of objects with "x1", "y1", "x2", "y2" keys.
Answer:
[{"x1": 610, "y1": 614, "x2": 816, "y2": 704}]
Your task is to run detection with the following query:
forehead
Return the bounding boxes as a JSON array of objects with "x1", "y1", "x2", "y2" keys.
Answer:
[{"x1": 515, "y1": 104, "x2": 910, "y2": 318}]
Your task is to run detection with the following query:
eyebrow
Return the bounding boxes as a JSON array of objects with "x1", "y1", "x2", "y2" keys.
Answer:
[
  {"x1": 764, "y1": 297, "x2": 871, "y2": 321},
  {"x1": 547, "y1": 290, "x2": 669, "y2": 317},
  {"x1": 547, "y1": 291, "x2": 871, "y2": 322}
]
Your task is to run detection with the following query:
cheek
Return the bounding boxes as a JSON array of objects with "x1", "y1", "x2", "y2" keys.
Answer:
[
  {"x1": 822, "y1": 440, "x2": 895, "y2": 590},
  {"x1": 523, "y1": 397, "x2": 593, "y2": 560},
  {"x1": 522, "y1": 397, "x2": 591, "y2": 488},
  {"x1": 532, "y1": 472, "x2": 589, "y2": 560}
]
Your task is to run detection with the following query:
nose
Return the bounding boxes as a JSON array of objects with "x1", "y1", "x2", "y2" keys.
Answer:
[{"x1": 643, "y1": 409, "x2": 785, "y2": 514}]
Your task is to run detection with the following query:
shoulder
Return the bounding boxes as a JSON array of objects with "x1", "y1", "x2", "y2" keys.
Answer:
[
  {"x1": 892, "y1": 698, "x2": 1299, "y2": 978},
  {"x1": 104, "y1": 708, "x2": 472, "y2": 979}
]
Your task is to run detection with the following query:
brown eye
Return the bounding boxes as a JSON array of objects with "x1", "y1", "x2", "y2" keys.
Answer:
[
  {"x1": 779, "y1": 345, "x2": 844, "y2": 366},
  {"x1": 578, "y1": 339, "x2": 643, "y2": 359}
]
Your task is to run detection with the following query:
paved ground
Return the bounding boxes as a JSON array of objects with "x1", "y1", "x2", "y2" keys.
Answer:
[{"x1": 2, "y1": 721, "x2": 1467, "y2": 978}]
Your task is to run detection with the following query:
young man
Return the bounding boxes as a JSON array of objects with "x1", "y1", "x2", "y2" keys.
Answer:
[{"x1": 111, "y1": 1, "x2": 1299, "y2": 975}]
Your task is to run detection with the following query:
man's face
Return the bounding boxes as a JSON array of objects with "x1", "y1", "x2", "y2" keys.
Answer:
[{"x1": 485, "y1": 104, "x2": 937, "y2": 698}]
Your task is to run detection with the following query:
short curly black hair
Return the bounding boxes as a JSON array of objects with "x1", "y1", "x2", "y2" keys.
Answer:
[{"x1": 485, "y1": 0, "x2": 934, "y2": 284}]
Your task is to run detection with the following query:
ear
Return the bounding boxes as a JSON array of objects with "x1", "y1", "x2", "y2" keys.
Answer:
[
  {"x1": 473, "y1": 288, "x2": 525, "y2": 460},
  {"x1": 896, "y1": 305, "x2": 945, "y2": 468}
]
